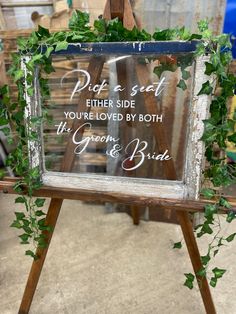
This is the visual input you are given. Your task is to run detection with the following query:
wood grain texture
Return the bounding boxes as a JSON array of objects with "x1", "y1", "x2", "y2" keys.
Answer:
[
  {"x1": 110, "y1": 0, "x2": 124, "y2": 20},
  {"x1": 103, "y1": 0, "x2": 111, "y2": 20},
  {"x1": 1, "y1": 1, "x2": 53, "y2": 7},
  {"x1": 1, "y1": 179, "x2": 236, "y2": 214},
  {"x1": 135, "y1": 63, "x2": 177, "y2": 180},
  {"x1": 60, "y1": 57, "x2": 105, "y2": 172},
  {"x1": 18, "y1": 198, "x2": 63, "y2": 314},
  {"x1": 0, "y1": 5, "x2": 6, "y2": 30},
  {"x1": 184, "y1": 56, "x2": 213, "y2": 200},
  {"x1": 43, "y1": 172, "x2": 186, "y2": 199},
  {"x1": 178, "y1": 211, "x2": 216, "y2": 314},
  {"x1": 123, "y1": 0, "x2": 136, "y2": 30}
]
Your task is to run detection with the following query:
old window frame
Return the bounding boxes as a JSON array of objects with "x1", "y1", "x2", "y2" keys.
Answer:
[{"x1": 22, "y1": 41, "x2": 211, "y2": 200}]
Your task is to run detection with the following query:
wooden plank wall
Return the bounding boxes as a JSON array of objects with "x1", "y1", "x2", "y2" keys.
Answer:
[{"x1": 0, "y1": 0, "x2": 53, "y2": 30}]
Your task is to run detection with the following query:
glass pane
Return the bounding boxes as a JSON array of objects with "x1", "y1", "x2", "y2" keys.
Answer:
[{"x1": 42, "y1": 51, "x2": 194, "y2": 181}]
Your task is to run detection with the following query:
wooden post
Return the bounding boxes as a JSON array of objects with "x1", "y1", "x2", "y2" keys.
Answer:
[
  {"x1": 123, "y1": 0, "x2": 136, "y2": 30},
  {"x1": 177, "y1": 211, "x2": 216, "y2": 314},
  {"x1": 19, "y1": 198, "x2": 63, "y2": 314},
  {"x1": 110, "y1": 0, "x2": 124, "y2": 20}
]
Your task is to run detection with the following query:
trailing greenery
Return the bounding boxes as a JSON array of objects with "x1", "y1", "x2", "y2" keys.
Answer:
[{"x1": 0, "y1": 11, "x2": 236, "y2": 287}]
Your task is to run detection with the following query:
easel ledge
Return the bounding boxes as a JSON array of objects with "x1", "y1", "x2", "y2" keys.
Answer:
[{"x1": 1, "y1": 177, "x2": 236, "y2": 214}]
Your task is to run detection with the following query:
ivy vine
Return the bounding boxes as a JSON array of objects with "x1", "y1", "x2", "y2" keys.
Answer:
[{"x1": 0, "y1": 11, "x2": 236, "y2": 287}]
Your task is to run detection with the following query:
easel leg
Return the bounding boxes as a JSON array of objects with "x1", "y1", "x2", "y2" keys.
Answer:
[
  {"x1": 18, "y1": 198, "x2": 63, "y2": 314},
  {"x1": 177, "y1": 211, "x2": 216, "y2": 314},
  {"x1": 131, "y1": 206, "x2": 139, "y2": 225}
]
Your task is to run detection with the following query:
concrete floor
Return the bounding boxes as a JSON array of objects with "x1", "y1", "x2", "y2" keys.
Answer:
[{"x1": 1, "y1": 193, "x2": 236, "y2": 314}]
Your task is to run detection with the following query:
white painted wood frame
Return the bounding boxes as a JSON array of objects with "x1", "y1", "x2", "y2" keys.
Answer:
[{"x1": 22, "y1": 52, "x2": 212, "y2": 201}]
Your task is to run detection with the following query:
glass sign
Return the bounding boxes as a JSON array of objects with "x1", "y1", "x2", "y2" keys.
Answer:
[{"x1": 41, "y1": 43, "x2": 196, "y2": 182}]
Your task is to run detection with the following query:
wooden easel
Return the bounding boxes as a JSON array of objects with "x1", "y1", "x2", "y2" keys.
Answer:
[{"x1": 2, "y1": 1, "x2": 217, "y2": 313}]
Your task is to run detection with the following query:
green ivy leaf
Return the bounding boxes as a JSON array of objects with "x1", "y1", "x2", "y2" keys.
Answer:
[
  {"x1": 202, "y1": 29, "x2": 213, "y2": 39},
  {"x1": 210, "y1": 53, "x2": 221, "y2": 69},
  {"x1": 37, "y1": 25, "x2": 50, "y2": 38},
  {"x1": 22, "y1": 219, "x2": 30, "y2": 226},
  {"x1": 197, "y1": 267, "x2": 207, "y2": 277},
  {"x1": 0, "y1": 84, "x2": 8, "y2": 95},
  {"x1": 10, "y1": 221, "x2": 22, "y2": 229},
  {"x1": 210, "y1": 277, "x2": 217, "y2": 288},
  {"x1": 25, "y1": 250, "x2": 37, "y2": 259},
  {"x1": 0, "y1": 117, "x2": 8, "y2": 126},
  {"x1": 195, "y1": 42, "x2": 206, "y2": 56},
  {"x1": 209, "y1": 267, "x2": 226, "y2": 288},
  {"x1": 153, "y1": 28, "x2": 176, "y2": 40},
  {"x1": 153, "y1": 64, "x2": 177, "y2": 78},
  {"x1": 7, "y1": 137, "x2": 14, "y2": 145},
  {"x1": 15, "y1": 196, "x2": 27, "y2": 204},
  {"x1": 68, "y1": 10, "x2": 90, "y2": 31},
  {"x1": 12, "y1": 111, "x2": 24, "y2": 123},
  {"x1": 212, "y1": 267, "x2": 226, "y2": 279},
  {"x1": 201, "y1": 188, "x2": 215, "y2": 199},
  {"x1": 1, "y1": 127, "x2": 10, "y2": 136},
  {"x1": 217, "y1": 34, "x2": 232, "y2": 48},
  {"x1": 27, "y1": 87, "x2": 34, "y2": 96},
  {"x1": 35, "y1": 198, "x2": 45, "y2": 207},
  {"x1": 197, "y1": 81, "x2": 213, "y2": 95},
  {"x1": 225, "y1": 233, "x2": 236, "y2": 242},
  {"x1": 36, "y1": 237, "x2": 47, "y2": 249},
  {"x1": 94, "y1": 19, "x2": 106, "y2": 33},
  {"x1": 31, "y1": 53, "x2": 43, "y2": 63},
  {"x1": 198, "y1": 222, "x2": 213, "y2": 236},
  {"x1": 177, "y1": 79, "x2": 187, "y2": 91},
  {"x1": 13, "y1": 69, "x2": 24, "y2": 82},
  {"x1": 45, "y1": 46, "x2": 54, "y2": 58},
  {"x1": 55, "y1": 41, "x2": 69, "y2": 52},
  {"x1": 29, "y1": 167, "x2": 40, "y2": 179},
  {"x1": 173, "y1": 241, "x2": 182, "y2": 249},
  {"x1": 19, "y1": 233, "x2": 31, "y2": 244},
  {"x1": 35, "y1": 210, "x2": 45, "y2": 216},
  {"x1": 22, "y1": 225, "x2": 32, "y2": 234},
  {"x1": 198, "y1": 19, "x2": 209, "y2": 32},
  {"x1": 15, "y1": 212, "x2": 25, "y2": 220},
  {"x1": 16, "y1": 37, "x2": 28, "y2": 50},
  {"x1": 38, "y1": 218, "x2": 46, "y2": 226},
  {"x1": 228, "y1": 133, "x2": 236, "y2": 143},
  {"x1": 184, "y1": 273, "x2": 195, "y2": 289},
  {"x1": 226, "y1": 211, "x2": 236, "y2": 223},
  {"x1": 219, "y1": 197, "x2": 232, "y2": 209},
  {"x1": 71, "y1": 33, "x2": 84, "y2": 41},
  {"x1": 181, "y1": 70, "x2": 191, "y2": 80},
  {"x1": 204, "y1": 62, "x2": 215, "y2": 76},
  {"x1": 204, "y1": 204, "x2": 217, "y2": 219},
  {"x1": 189, "y1": 33, "x2": 202, "y2": 40},
  {"x1": 201, "y1": 254, "x2": 210, "y2": 266},
  {"x1": 218, "y1": 237, "x2": 224, "y2": 248},
  {"x1": 0, "y1": 169, "x2": 5, "y2": 179}
]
